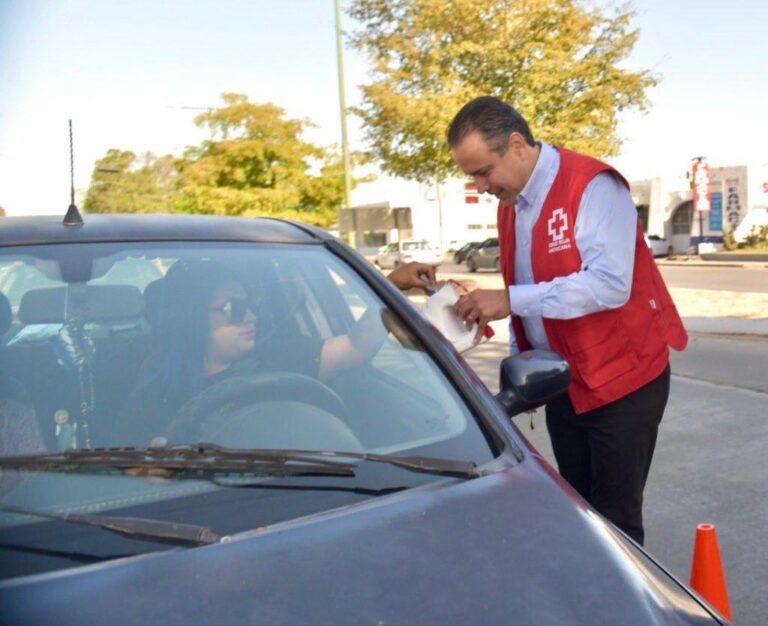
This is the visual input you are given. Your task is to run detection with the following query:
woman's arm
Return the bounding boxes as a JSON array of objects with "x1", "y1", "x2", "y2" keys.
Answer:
[{"x1": 318, "y1": 262, "x2": 437, "y2": 380}]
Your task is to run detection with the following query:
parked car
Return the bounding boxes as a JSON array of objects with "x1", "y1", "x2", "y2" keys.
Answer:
[
  {"x1": 466, "y1": 236, "x2": 501, "y2": 272},
  {"x1": 0, "y1": 214, "x2": 726, "y2": 625},
  {"x1": 374, "y1": 239, "x2": 443, "y2": 269},
  {"x1": 645, "y1": 234, "x2": 674, "y2": 257},
  {"x1": 452, "y1": 240, "x2": 482, "y2": 264}
]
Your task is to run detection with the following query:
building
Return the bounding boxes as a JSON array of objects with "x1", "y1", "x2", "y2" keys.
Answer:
[
  {"x1": 631, "y1": 162, "x2": 768, "y2": 253},
  {"x1": 341, "y1": 161, "x2": 768, "y2": 255},
  {"x1": 340, "y1": 173, "x2": 498, "y2": 256}
]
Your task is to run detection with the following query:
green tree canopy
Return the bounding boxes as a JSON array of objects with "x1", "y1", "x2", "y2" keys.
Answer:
[
  {"x1": 84, "y1": 93, "x2": 364, "y2": 227},
  {"x1": 176, "y1": 93, "x2": 351, "y2": 226},
  {"x1": 83, "y1": 150, "x2": 179, "y2": 214},
  {"x1": 348, "y1": 0, "x2": 657, "y2": 182}
]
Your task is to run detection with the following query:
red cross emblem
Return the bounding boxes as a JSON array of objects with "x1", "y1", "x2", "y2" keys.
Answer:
[{"x1": 548, "y1": 208, "x2": 568, "y2": 242}]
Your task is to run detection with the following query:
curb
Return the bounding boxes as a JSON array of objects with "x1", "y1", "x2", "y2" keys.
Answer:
[
  {"x1": 701, "y1": 253, "x2": 768, "y2": 263},
  {"x1": 658, "y1": 261, "x2": 749, "y2": 269},
  {"x1": 683, "y1": 317, "x2": 768, "y2": 337}
]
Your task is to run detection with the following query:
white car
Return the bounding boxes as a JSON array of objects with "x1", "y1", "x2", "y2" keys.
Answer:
[
  {"x1": 644, "y1": 234, "x2": 673, "y2": 258},
  {"x1": 374, "y1": 240, "x2": 443, "y2": 269}
]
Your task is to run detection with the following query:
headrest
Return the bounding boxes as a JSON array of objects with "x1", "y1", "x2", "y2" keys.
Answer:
[
  {"x1": 18, "y1": 285, "x2": 144, "y2": 324},
  {"x1": 0, "y1": 292, "x2": 11, "y2": 335},
  {"x1": 143, "y1": 278, "x2": 167, "y2": 328}
]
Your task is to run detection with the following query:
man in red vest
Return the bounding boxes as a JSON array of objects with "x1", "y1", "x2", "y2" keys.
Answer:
[{"x1": 449, "y1": 97, "x2": 687, "y2": 545}]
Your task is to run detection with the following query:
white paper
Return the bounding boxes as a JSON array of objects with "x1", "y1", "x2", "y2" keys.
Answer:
[{"x1": 421, "y1": 283, "x2": 487, "y2": 353}]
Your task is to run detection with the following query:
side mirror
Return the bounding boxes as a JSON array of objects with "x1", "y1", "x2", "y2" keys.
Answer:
[{"x1": 495, "y1": 350, "x2": 571, "y2": 417}]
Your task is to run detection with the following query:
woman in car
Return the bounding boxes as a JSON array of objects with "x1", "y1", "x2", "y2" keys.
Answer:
[{"x1": 114, "y1": 258, "x2": 435, "y2": 446}]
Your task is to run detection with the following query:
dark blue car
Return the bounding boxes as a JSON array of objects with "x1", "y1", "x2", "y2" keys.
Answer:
[{"x1": 0, "y1": 214, "x2": 726, "y2": 625}]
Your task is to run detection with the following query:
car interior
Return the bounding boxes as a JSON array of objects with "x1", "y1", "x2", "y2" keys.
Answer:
[{"x1": 0, "y1": 243, "x2": 493, "y2": 461}]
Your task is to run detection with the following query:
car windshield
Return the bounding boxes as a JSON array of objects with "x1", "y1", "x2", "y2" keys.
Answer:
[
  {"x1": 401, "y1": 241, "x2": 434, "y2": 251},
  {"x1": 0, "y1": 240, "x2": 496, "y2": 576}
]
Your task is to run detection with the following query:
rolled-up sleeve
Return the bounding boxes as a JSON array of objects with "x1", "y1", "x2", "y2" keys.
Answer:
[{"x1": 509, "y1": 172, "x2": 637, "y2": 320}]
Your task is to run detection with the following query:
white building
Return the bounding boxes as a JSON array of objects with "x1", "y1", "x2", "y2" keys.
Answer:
[
  {"x1": 631, "y1": 162, "x2": 768, "y2": 253},
  {"x1": 340, "y1": 173, "x2": 498, "y2": 255},
  {"x1": 341, "y1": 162, "x2": 768, "y2": 255}
]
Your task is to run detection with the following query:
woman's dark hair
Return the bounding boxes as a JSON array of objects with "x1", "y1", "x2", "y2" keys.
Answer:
[
  {"x1": 140, "y1": 259, "x2": 240, "y2": 403},
  {"x1": 447, "y1": 96, "x2": 536, "y2": 153}
]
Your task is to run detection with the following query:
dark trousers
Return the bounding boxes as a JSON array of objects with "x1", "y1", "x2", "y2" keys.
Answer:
[{"x1": 545, "y1": 364, "x2": 671, "y2": 545}]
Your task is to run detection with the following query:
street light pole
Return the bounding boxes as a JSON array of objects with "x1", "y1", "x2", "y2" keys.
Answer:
[{"x1": 335, "y1": 0, "x2": 353, "y2": 215}]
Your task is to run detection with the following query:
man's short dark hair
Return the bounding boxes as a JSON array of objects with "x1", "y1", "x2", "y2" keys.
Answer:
[{"x1": 447, "y1": 96, "x2": 535, "y2": 153}]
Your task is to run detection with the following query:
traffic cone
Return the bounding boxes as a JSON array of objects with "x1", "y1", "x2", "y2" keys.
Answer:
[{"x1": 690, "y1": 523, "x2": 733, "y2": 622}]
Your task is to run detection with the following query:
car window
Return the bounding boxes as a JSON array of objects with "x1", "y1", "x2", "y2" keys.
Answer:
[
  {"x1": 0, "y1": 241, "x2": 496, "y2": 563},
  {"x1": 401, "y1": 241, "x2": 431, "y2": 251}
]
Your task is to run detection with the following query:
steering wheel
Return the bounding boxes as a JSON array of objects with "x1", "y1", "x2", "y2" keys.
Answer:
[{"x1": 170, "y1": 372, "x2": 363, "y2": 451}]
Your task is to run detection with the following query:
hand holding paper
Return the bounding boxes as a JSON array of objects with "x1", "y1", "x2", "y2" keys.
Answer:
[
  {"x1": 422, "y1": 282, "x2": 494, "y2": 352},
  {"x1": 453, "y1": 287, "x2": 511, "y2": 345}
]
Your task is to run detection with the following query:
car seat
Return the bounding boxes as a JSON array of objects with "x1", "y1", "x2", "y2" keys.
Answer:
[{"x1": 0, "y1": 292, "x2": 46, "y2": 494}]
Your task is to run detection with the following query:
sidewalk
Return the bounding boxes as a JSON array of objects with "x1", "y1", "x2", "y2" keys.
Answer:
[
  {"x1": 657, "y1": 254, "x2": 768, "y2": 268},
  {"x1": 668, "y1": 287, "x2": 768, "y2": 336},
  {"x1": 427, "y1": 268, "x2": 768, "y2": 337}
]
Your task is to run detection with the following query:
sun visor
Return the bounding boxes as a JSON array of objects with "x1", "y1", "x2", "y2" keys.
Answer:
[{"x1": 18, "y1": 285, "x2": 144, "y2": 324}]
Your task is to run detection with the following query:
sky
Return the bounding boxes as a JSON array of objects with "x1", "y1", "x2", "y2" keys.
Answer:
[{"x1": 1, "y1": 0, "x2": 766, "y2": 216}]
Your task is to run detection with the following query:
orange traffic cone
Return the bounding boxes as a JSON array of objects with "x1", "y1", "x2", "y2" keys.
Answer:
[{"x1": 690, "y1": 523, "x2": 733, "y2": 622}]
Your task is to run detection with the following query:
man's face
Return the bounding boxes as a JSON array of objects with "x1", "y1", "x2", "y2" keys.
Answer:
[{"x1": 451, "y1": 130, "x2": 529, "y2": 206}]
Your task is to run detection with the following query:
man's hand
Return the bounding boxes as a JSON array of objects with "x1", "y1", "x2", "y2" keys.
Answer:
[
  {"x1": 387, "y1": 262, "x2": 437, "y2": 292},
  {"x1": 453, "y1": 288, "x2": 511, "y2": 343}
]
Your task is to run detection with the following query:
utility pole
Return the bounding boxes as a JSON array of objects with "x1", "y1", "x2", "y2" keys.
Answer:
[{"x1": 335, "y1": 0, "x2": 354, "y2": 244}]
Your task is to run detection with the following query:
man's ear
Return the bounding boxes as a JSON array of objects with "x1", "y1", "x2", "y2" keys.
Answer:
[{"x1": 507, "y1": 132, "x2": 526, "y2": 156}]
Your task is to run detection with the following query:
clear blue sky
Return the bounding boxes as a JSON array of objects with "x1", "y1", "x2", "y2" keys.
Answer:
[{"x1": 1, "y1": 0, "x2": 766, "y2": 216}]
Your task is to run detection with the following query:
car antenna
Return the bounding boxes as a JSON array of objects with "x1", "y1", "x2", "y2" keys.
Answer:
[{"x1": 63, "y1": 119, "x2": 84, "y2": 227}]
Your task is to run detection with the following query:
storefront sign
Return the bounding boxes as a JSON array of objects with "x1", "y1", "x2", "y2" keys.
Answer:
[
  {"x1": 709, "y1": 191, "x2": 723, "y2": 231},
  {"x1": 726, "y1": 178, "x2": 742, "y2": 225},
  {"x1": 692, "y1": 159, "x2": 711, "y2": 212}
]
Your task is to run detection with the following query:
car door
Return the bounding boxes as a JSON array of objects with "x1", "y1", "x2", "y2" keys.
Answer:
[
  {"x1": 378, "y1": 243, "x2": 397, "y2": 269},
  {"x1": 476, "y1": 238, "x2": 498, "y2": 269}
]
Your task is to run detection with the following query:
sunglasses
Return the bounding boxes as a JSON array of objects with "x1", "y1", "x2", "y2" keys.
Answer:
[{"x1": 207, "y1": 298, "x2": 256, "y2": 325}]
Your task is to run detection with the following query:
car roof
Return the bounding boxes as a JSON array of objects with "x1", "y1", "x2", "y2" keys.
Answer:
[{"x1": 0, "y1": 214, "x2": 329, "y2": 247}]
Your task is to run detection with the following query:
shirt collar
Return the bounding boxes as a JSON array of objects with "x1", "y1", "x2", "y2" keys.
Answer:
[{"x1": 517, "y1": 142, "x2": 558, "y2": 210}]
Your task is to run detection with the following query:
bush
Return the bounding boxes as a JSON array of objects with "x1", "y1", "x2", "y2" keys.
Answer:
[{"x1": 743, "y1": 225, "x2": 768, "y2": 249}]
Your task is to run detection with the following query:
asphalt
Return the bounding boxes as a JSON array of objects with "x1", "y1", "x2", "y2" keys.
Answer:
[{"x1": 657, "y1": 256, "x2": 768, "y2": 269}]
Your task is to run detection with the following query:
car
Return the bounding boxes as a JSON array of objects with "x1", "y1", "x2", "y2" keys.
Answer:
[
  {"x1": 465, "y1": 236, "x2": 501, "y2": 272},
  {"x1": 374, "y1": 239, "x2": 443, "y2": 269},
  {"x1": 0, "y1": 213, "x2": 726, "y2": 625},
  {"x1": 645, "y1": 233, "x2": 674, "y2": 257},
  {"x1": 452, "y1": 240, "x2": 482, "y2": 264}
]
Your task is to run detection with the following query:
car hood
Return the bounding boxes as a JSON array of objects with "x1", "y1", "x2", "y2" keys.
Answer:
[{"x1": 0, "y1": 455, "x2": 719, "y2": 625}]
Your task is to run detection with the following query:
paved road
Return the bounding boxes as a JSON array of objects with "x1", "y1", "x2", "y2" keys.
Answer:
[
  {"x1": 463, "y1": 329, "x2": 768, "y2": 624},
  {"x1": 658, "y1": 265, "x2": 768, "y2": 293},
  {"x1": 437, "y1": 260, "x2": 768, "y2": 292}
]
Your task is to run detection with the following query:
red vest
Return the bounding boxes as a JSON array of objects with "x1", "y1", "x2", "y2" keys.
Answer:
[{"x1": 498, "y1": 147, "x2": 688, "y2": 413}]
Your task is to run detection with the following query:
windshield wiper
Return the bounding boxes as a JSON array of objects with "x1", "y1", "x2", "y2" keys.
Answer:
[
  {"x1": 0, "y1": 443, "x2": 480, "y2": 479},
  {"x1": 0, "y1": 444, "x2": 356, "y2": 478},
  {"x1": 0, "y1": 503, "x2": 220, "y2": 547},
  {"x1": 296, "y1": 449, "x2": 481, "y2": 479}
]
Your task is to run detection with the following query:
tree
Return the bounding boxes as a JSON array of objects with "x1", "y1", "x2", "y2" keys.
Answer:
[
  {"x1": 177, "y1": 93, "x2": 353, "y2": 226},
  {"x1": 84, "y1": 94, "x2": 363, "y2": 226},
  {"x1": 348, "y1": 0, "x2": 657, "y2": 182},
  {"x1": 83, "y1": 150, "x2": 179, "y2": 213},
  {"x1": 0, "y1": 206, "x2": 5, "y2": 217}
]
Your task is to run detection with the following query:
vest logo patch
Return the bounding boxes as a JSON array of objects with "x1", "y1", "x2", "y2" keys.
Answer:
[{"x1": 547, "y1": 208, "x2": 572, "y2": 253}]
